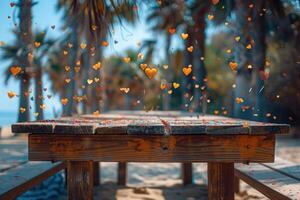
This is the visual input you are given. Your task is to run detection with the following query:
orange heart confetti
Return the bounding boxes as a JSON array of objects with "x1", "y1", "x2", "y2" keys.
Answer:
[
  {"x1": 61, "y1": 98, "x2": 68, "y2": 105},
  {"x1": 140, "y1": 63, "x2": 147, "y2": 70},
  {"x1": 87, "y1": 79, "x2": 93, "y2": 85},
  {"x1": 101, "y1": 41, "x2": 109, "y2": 47},
  {"x1": 20, "y1": 107, "x2": 26, "y2": 113},
  {"x1": 68, "y1": 43, "x2": 73, "y2": 48},
  {"x1": 80, "y1": 43, "x2": 87, "y2": 49},
  {"x1": 235, "y1": 36, "x2": 240, "y2": 42},
  {"x1": 123, "y1": 57, "x2": 131, "y2": 63},
  {"x1": 65, "y1": 65, "x2": 71, "y2": 72},
  {"x1": 187, "y1": 46, "x2": 193, "y2": 52},
  {"x1": 182, "y1": 66, "x2": 192, "y2": 76},
  {"x1": 207, "y1": 14, "x2": 214, "y2": 20},
  {"x1": 93, "y1": 110, "x2": 100, "y2": 116},
  {"x1": 168, "y1": 28, "x2": 176, "y2": 34},
  {"x1": 181, "y1": 33, "x2": 189, "y2": 40},
  {"x1": 92, "y1": 62, "x2": 101, "y2": 70},
  {"x1": 40, "y1": 104, "x2": 46, "y2": 110},
  {"x1": 145, "y1": 67, "x2": 157, "y2": 79},
  {"x1": 137, "y1": 53, "x2": 144, "y2": 59},
  {"x1": 74, "y1": 66, "x2": 81, "y2": 73},
  {"x1": 229, "y1": 62, "x2": 238, "y2": 71},
  {"x1": 173, "y1": 82, "x2": 180, "y2": 89},
  {"x1": 168, "y1": 90, "x2": 173, "y2": 94},
  {"x1": 7, "y1": 91, "x2": 16, "y2": 98},
  {"x1": 246, "y1": 44, "x2": 252, "y2": 49},
  {"x1": 160, "y1": 83, "x2": 166, "y2": 90},
  {"x1": 63, "y1": 50, "x2": 68, "y2": 55},
  {"x1": 10, "y1": 66, "x2": 22, "y2": 76},
  {"x1": 235, "y1": 97, "x2": 244, "y2": 104},
  {"x1": 120, "y1": 87, "x2": 130, "y2": 93},
  {"x1": 212, "y1": 0, "x2": 219, "y2": 5},
  {"x1": 226, "y1": 49, "x2": 232, "y2": 53},
  {"x1": 34, "y1": 42, "x2": 41, "y2": 48}
]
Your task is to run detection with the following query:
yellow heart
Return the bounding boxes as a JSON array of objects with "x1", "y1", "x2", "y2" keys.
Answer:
[
  {"x1": 94, "y1": 77, "x2": 100, "y2": 82},
  {"x1": 207, "y1": 14, "x2": 214, "y2": 20},
  {"x1": 120, "y1": 87, "x2": 130, "y2": 93},
  {"x1": 74, "y1": 66, "x2": 81, "y2": 73},
  {"x1": 160, "y1": 83, "x2": 166, "y2": 90},
  {"x1": 61, "y1": 98, "x2": 68, "y2": 105},
  {"x1": 123, "y1": 57, "x2": 131, "y2": 63},
  {"x1": 181, "y1": 33, "x2": 189, "y2": 40},
  {"x1": 168, "y1": 90, "x2": 173, "y2": 94},
  {"x1": 34, "y1": 112, "x2": 39, "y2": 117},
  {"x1": 92, "y1": 62, "x2": 101, "y2": 70},
  {"x1": 65, "y1": 65, "x2": 70, "y2": 72},
  {"x1": 173, "y1": 82, "x2": 180, "y2": 89},
  {"x1": 65, "y1": 78, "x2": 71, "y2": 83},
  {"x1": 140, "y1": 63, "x2": 147, "y2": 70},
  {"x1": 87, "y1": 79, "x2": 93, "y2": 84},
  {"x1": 163, "y1": 64, "x2": 168, "y2": 69},
  {"x1": 34, "y1": 41, "x2": 41, "y2": 48},
  {"x1": 10, "y1": 66, "x2": 22, "y2": 76},
  {"x1": 246, "y1": 44, "x2": 252, "y2": 49},
  {"x1": 7, "y1": 91, "x2": 16, "y2": 98},
  {"x1": 20, "y1": 107, "x2": 26, "y2": 113},
  {"x1": 229, "y1": 62, "x2": 238, "y2": 71},
  {"x1": 187, "y1": 46, "x2": 193, "y2": 52},
  {"x1": 182, "y1": 67, "x2": 192, "y2": 76},
  {"x1": 144, "y1": 67, "x2": 157, "y2": 80},
  {"x1": 68, "y1": 43, "x2": 73, "y2": 48},
  {"x1": 63, "y1": 50, "x2": 68, "y2": 55},
  {"x1": 80, "y1": 43, "x2": 87, "y2": 49},
  {"x1": 235, "y1": 36, "x2": 240, "y2": 42},
  {"x1": 235, "y1": 97, "x2": 244, "y2": 104},
  {"x1": 40, "y1": 104, "x2": 46, "y2": 110},
  {"x1": 93, "y1": 110, "x2": 100, "y2": 116}
]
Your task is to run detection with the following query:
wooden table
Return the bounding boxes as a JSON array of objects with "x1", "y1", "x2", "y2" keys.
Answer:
[{"x1": 12, "y1": 111, "x2": 290, "y2": 200}]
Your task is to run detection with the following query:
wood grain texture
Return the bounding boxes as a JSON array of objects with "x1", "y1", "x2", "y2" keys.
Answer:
[
  {"x1": 182, "y1": 163, "x2": 192, "y2": 185},
  {"x1": 208, "y1": 162, "x2": 234, "y2": 200},
  {"x1": 67, "y1": 161, "x2": 93, "y2": 200},
  {"x1": 93, "y1": 162, "x2": 100, "y2": 186},
  {"x1": 29, "y1": 134, "x2": 275, "y2": 163},
  {"x1": 0, "y1": 161, "x2": 65, "y2": 200},
  {"x1": 12, "y1": 113, "x2": 290, "y2": 135},
  {"x1": 235, "y1": 163, "x2": 300, "y2": 200},
  {"x1": 117, "y1": 162, "x2": 127, "y2": 186}
]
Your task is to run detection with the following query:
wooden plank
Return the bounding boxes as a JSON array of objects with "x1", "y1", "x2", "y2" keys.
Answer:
[
  {"x1": 29, "y1": 134, "x2": 275, "y2": 163},
  {"x1": 182, "y1": 163, "x2": 192, "y2": 185},
  {"x1": 53, "y1": 124, "x2": 94, "y2": 134},
  {"x1": 117, "y1": 162, "x2": 127, "y2": 186},
  {"x1": 67, "y1": 161, "x2": 93, "y2": 200},
  {"x1": 0, "y1": 161, "x2": 65, "y2": 200},
  {"x1": 262, "y1": 157, "x2": 300, "y2": 181},
  {"x1": 208, "y1": 162, "x2": 234, "y2": 200},
  {"x1": 235, "y1": 163, "x2": 300, "y2": 200}
]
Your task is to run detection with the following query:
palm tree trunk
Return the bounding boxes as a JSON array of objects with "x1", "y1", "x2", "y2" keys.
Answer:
[
  {"x1": 65, "y1": 21, "x2": 79, "y2": 116},
  {"x1": 233, "y1": 0, "x2": 253, "y2": 119},
  {"x1": 162, "y1": 34, "x2": 171, "y2": 110},
  {"x1": 193, "y1": 5, "x2": 208, "y2": 114},
  {"x1": 18, "y1": 0, "x2": 32, "y2": 122},
  {"x1": 35, "y1": 68, "x2": 44, "y2": 120},
  {"x1": 182, "y1": 26, "x2": 194, "y2": 111},
  {"x1": 252, "y1": 0, "x2": 266, "y2": 121}
]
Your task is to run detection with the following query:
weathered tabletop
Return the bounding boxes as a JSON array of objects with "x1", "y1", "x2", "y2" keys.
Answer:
[{"x1": 11, "y1": 111, "x2": 290, "y2": 200}]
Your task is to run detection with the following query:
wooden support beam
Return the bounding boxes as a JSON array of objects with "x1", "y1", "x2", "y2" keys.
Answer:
[
  {"x1": 182, "y1": 162, "x2": 192, "y2": 185},
  {"x1": 208, "y1": 162, "x2": 234, "y2": 200},
  {"x1": 67, "y1": 161, "x2": 94, "y2": 200},
  {"x1": 93, "y1": 162, "x2": 100, "y2": 186},
  {"x1": 234, "y1": 176, "x2": 240, "y2": 193},
  {"x1": 118, "y1": 162, "x2": 127, "y2": 186}
]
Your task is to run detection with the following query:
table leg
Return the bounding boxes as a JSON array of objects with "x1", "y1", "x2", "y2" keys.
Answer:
[
  {"x1": 207, "y1": 162, "x2": 234, "y2": 200},
  {"x1": 182, "y1": 162, "x2": 192, "y2": 185},
  {"x1": 118, "y1": 162, "x2": 127, "y2": 185},
  {"x1": 93, "y1": 162, "x2": 100, "y2": 186},
  {"x1": 67, "y1": 161, "x2": 94, "y2": 200}
]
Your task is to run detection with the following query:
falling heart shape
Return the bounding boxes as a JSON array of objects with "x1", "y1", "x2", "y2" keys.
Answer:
[
  {"x1": 87, "y1": 79, "x2": 93, "y2": 85},
  {"x1": 101, "y1": 41, "x2": 109, "y2": 47},
  {"x1": 74, "y1": 66, "x2": 81, "y2": 73},
  {"x1": 181, "y1": 33, "x2": 189, "y2": 40},
  {"x1": 187, "y1": 46, "x2": 193, "y2": 52},
  {"x1": 123, "y1": 57, "x2": 131, "y2": 63},
  {"x1": 93, "y1": 110, "x2": 100, "y2": 116},
  {"x1": 229, "y1": 62, "x2": 238, "y2": 71},
  {"x1": 246, "y1": 44, "x2": 252, "y2": 49},
  {"x1": 63, "y1": 50, "x2": 68, "y2": 55},
  {"x1": 173, "y1": 82, "x2": 180, "y2": 89},
  {"x1": 182, "y1": 67, "x2": 192, "y2": 76},
  {"x1": 160, "y1": 83, "x2": 166, "y2": 90},
  {"x1": 65, "y1": 65, "x2": 70, "y2": 72},
  {"x1": 10, "y1": 66, "x2": 22, "y2": 76},
  {"x1": 120, "y1": 87, "x2": 130, "y2": 93},
  {"x1": 40, "y1": 104, "x2": 46, "y2": 110},
  {"x1": 80, "y1": 43, "x2": 87, "y2": 49},
  {"x1": 145, "y1": 67, "x2": 157, "y2": 80},
  {"x1": 235, "y1": 36, "x2": 240, "y2": 42},
  {"x1": 7, "y1": 91, "x2": 16, "y2": 98},
  {"x1": 92, "y1": 62, "x2": 101, "y2": 70},
  {"x1": 10, "y1": 2, "x2": 15, "y2": 7},
  {"x1": 140, "y1": 63, "x2": 147, "y2": 70},
  {"x1": 207, "y1": 14, "x2": 214, "y2": 20},
  {"x1": 20, "y1": 107, "x2": 26, "y2": 113},
  {"x1": 168, "y1": 90, "x2": 173, "y2": 94},
  {"x1": 61, "y1": 98, "x2": 68, "y2": 105},
  {"x1": 137, "y1": 53, "x2": 144, "y2": 59},
  {"x1": 168, "y1": 28, "x2": 176, "y2": 34},
  {"x1": 34, "y1": 42, "x2": 41, "y2": 48},
  {"x1": 51, "y1": 25, "x2": 55, "y2": 30},
  {"x1": 65, "y1": 78, "x2": 71, "y2": 83},
  {"x1": 94, "y1": 77, "x2": 100, "y2": 82},
  {"x1": 212, "y1": 0, "x2": 220, "y2": 5}
]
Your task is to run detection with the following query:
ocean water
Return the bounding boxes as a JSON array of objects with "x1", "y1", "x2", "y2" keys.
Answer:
[{"x1": 0, "y1": 111, "x2": 56, "y2": 126}]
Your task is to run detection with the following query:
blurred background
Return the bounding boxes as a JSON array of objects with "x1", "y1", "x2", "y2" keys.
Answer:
[{"x1": 0, "y1": 0, "x2": 299, "y2": 132}]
